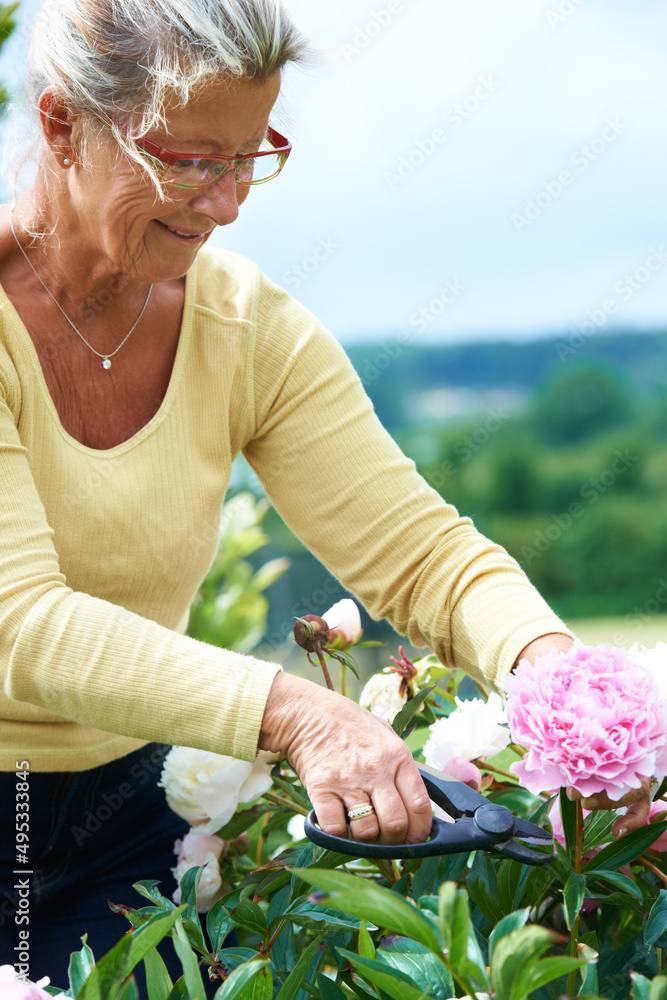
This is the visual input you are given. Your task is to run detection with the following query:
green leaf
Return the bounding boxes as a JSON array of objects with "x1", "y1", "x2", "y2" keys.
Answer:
[
  {"x1": 559, "y1": 788, "x2": 578, "y2": 862},
  {"x1": 413, "y1": 853, "x2": 470, "y2": 898},
  {"x1": 231, "y1": 898, "x2": 268, "y2": 938},
  {"x1": 358, "y1": 920, "x2": 375, "y2": 960},
  {"x1": 172, "y1": 921, "x2": 207, "y2": 1000},
  {"x1": 487, "y1": 909, "x2": 530, "y2": 960},
  {"x1": 132, "y1": 881, "x2": 176, "y2": 911},
  {"x1": 117, "y1": 978, "x2": 140, "y2": 1000},
  {"x1": 165, "y1": 980, "x2": 188, "y2": 1000},
  {"x1": 315, "y1": 973, "x2": 348, "y2": 1000},
  {"x1": 207, "y1": 899, "x2": 235, "y2": 955},
  {"x1": 496, "y1": 859, "x2": 531, "y2": 916},
  {"x1": 77, "y1": 937, "x2": 133, "y2": 1000},
  {"x1": 213, "y1": 960, "x2": 271, "y2": 1000},
  {"x1": 215, "y1": 806, "x2": 266, "y2": 840},
  {"x1": 336, "y1": 949, "x2": 430, "y2": 1000},
  {"x1": 490, "y1": 925, "x2": 556, "y2": 1000},
  {"x1": 128, "y1": 909, "x2": 188, "y2": 970},
  {"x1": 633, "y1": 972, "x2": 653, "y2": 1000},
  {"x1": 438, "y1": 881, "x2": 470, "y2": 971},
  {"x1": 292, "y1": 868, "x2": 442, "y2": 958},
  {"x1": 583, "y1": 820, "x2": 667, "y2": 873},
  {"x1": 143, "y1": 947, "x2": 173, "y2": 1000},
  {"x1": 281, "y1": 899, "x2": 369, "y2": 934},
  {"x1": 645, "y1": 891, "x2": 667, "y2": 951},
  {"x1": 376, "y1": 937, "x2": 454, "y2": 999},
  {"x1": 468, "y1": 875, "x2": 503, "y2": 926},
  {"x1": 68, "y1": 936, "x2": 96, "y2": 995},
  {"x1": 585, "y1": 868, "x2": 643, "y2": 902},
  {"x1": 325, "y1": 647, "x2": 360, "y2": 679},
  {"x1": 563, "y1": 871, "x2": 587, "y2": 930},
  {"x1": 274, "y1": 930, "x2": 326, "y2": 1000},
  {"x1": 391, "y1": 687, "x2": 435, "y2": 736},
  {"x1": 525, "y1": 956, "x2": 588, "y2": 994},
  {"x1": 649, "y1": 977, "x2": 667, "y2": 1000}
]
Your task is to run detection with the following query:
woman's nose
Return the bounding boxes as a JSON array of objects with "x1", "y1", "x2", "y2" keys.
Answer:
[{"x1": 189, "y1": 172, "x2": 248, "y2": 227}]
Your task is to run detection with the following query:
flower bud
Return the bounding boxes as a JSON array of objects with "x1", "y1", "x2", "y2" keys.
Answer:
[{"x1": 292, "y1": 615, "x2": 330, "y2": 652}]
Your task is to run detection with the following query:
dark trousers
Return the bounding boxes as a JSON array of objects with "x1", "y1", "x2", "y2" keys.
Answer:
[{"x1": 0, "y1": 743, "x2": 221, "y2": 997}]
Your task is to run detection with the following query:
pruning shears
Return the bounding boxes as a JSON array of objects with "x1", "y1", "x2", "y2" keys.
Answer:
[{"x1": 304, "y1": 763, "x2": 553, "y2": 866}]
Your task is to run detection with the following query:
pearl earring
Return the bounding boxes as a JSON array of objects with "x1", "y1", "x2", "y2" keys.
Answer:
[{"x1": 63, "y1": 157, "x2": 72, "y2": 167}]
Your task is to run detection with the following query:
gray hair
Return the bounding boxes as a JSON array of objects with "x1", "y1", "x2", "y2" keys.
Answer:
[{"x1": 19, "y1": 0, "x2": 311, "y2": 189}]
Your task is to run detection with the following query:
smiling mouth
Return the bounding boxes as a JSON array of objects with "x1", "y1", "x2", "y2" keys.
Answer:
[{"x1": 156, "y1": 220, "x2": 208, "y2": 241}]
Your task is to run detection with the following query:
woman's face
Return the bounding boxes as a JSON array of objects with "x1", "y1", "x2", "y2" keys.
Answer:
[{"x1": 68, "y1": 72, "x2": 282, "y2": 284}]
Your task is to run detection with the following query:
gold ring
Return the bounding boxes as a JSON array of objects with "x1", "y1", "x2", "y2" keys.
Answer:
[{"x1": 347, "y1": 803, "x2": 375, "y2": 821}]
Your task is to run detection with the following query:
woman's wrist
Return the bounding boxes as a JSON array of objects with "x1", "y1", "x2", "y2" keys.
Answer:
[
  {"x1": 258, "y1": 670, "x2": 313, "y2": 757},
  {"x1": 513, "y1": 632, "x2": 574, "y2": 671}
]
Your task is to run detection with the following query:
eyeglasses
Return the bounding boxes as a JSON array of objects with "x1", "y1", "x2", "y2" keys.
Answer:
[{"x1": 91, "y1": 111, "x2": 292, "y2": 189}]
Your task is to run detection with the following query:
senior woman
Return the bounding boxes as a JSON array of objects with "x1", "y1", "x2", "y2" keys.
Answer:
[{"x1": 0, "y1": 0, "x2": 653, "y2": 990}]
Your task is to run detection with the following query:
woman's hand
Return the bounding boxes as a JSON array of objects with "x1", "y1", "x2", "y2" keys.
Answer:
[
  {"x1": 258, "y1": 671, "x2": 433, "y2": 845},
  {"x1": 566, "y1": 778, "x2": 654, "y2": 838}
]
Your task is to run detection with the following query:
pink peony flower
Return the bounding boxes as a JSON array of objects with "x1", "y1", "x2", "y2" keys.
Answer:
[
  {"x1": 322, "y1": 599, "x2": 362, "y2": 645},
  {"x1": 172, "y1": 828, "x2": 228, "y2": 912},
  {"x1": 0, "y1": 966, "x2": 64, "y2": 998},
  {"x1": 505, "y1": 642, "x2": 667, "y2": 801}
]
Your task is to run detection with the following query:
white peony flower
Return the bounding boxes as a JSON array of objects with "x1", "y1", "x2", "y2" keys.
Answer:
[
  {"x1": 287, "y1": 814, "x2": 306, "y2": 841},
  {"x1": 423, "y1": 694, "x2": 511, "y2": 776},
  {"x1": 322, "y1": 598, "x2": 363, "y2": 644},
  {"x1": 359, "y1": 671, "x2": 407, "y2": 724},
  {"x1": 629, "y1": 642, "x2": 667, "y2": 698},
  {"x1": 159, "y1": 747, "x2": 273, "y2": 834},
  {"x1": 172, "y1": 828, "x2": 227, "y2": 912}
]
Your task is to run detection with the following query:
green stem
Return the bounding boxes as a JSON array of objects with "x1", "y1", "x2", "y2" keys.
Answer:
[
  {"x1": 371, "y1": 858, "x2": 395, "y2": 882},
  {"x1": 340, "y1": 661, "x2": 346, "y2": 699},
  {"x1": 315, "y1": 644, "x2": 335, "y2": 691},
  {"x1": 481, "y1": 761, "x2": 518, "y2": 782},
  {"x1": 263, "y1": 791, "x2": 309, "y2": 816},
  {"x1": 263, "y1": 917, "x2": 287, "y2": 953},
  {"x1": 638, "y1": 854, "x2": 667, "y2": 885},
  {"x1": 567, "y1": 799, "x2": 584, "y2": 998}
]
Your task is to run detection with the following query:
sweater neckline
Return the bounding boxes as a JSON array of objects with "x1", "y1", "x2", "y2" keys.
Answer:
[{"x1": 0, "y1": 255, "x2": 197, "y2": 458}]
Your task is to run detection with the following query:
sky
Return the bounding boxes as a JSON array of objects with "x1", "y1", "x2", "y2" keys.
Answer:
[{"x1": 2, "y1": 0, "x2": 667, "y2": 345}]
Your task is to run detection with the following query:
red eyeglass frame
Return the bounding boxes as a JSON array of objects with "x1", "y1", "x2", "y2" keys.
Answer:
[{"x1": 92, "y1": 110, "x2": 292, "y2": 187}]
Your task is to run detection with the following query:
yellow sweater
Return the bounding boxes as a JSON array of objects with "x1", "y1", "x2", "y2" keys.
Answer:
[{"x1": 0, "y1": 248, "x2": 570, "y2": 772}]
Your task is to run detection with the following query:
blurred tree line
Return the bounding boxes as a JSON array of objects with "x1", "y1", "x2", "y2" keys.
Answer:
[{"x1": 399, "y1": 357, "x2": 667, "y2": 620}]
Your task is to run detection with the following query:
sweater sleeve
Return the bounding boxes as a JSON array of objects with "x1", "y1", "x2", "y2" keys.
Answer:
[
  {"x1": 242, "y1": 274, "x2": 572, "y2": 692},
  {"x1": 0, "y1": 376, "x2": 281, "y2": 762}
]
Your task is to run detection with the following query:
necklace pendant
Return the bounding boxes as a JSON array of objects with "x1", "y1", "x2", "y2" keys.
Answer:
[{"x1": 102, "y1": 357, "x2": 112, "y2": 370}]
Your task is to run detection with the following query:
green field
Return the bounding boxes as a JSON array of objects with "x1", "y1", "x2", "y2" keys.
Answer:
[{"x1": 565, "y1": 613, "x2": 667, "y2": 650}]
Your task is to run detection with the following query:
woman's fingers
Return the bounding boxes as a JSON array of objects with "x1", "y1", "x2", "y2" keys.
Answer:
[
  {"x1": 395, "y1": 759, "x2": 434, "y2": 844},
  {"x1": 612, "y1": 796, "x2": 652, "y2": 838},
  {"x1": 263, "y1": 674, "x2": 435, "y2": 847}
]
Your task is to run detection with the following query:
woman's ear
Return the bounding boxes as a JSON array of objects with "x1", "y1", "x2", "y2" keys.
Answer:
[{"x1": 38, "y1": 87, "x2": 78, "y2": 167}]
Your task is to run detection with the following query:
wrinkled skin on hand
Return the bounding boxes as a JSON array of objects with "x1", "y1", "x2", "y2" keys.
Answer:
[
  {"x1": 515, "y1": 633, "x2": 654, "y2": 838},
  {"x1": 258, "y1": 672, "x2": 433, "y2": 846}
]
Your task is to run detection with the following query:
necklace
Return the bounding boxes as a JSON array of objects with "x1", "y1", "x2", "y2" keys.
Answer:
[{"x1": 9, "y1": 204, "x2": 153, "y2": 370}]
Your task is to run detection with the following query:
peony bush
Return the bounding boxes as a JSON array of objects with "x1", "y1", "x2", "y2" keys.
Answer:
[{"x1": 40, "y1": 606, "x2": 667, "y2": 1000}]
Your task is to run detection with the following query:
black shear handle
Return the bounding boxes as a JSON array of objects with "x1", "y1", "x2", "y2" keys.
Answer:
[{"x1": 304, "y1": 810, "x2": 505, "y2": 860}]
